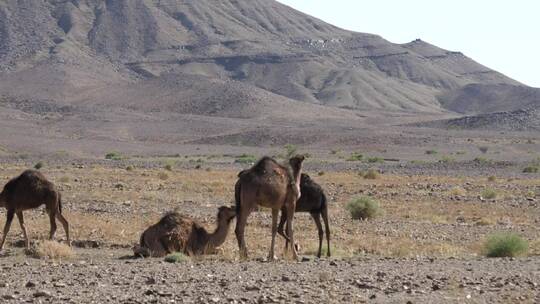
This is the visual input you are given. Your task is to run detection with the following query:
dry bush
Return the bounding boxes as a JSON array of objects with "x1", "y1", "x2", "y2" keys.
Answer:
[
  {"x1": 363, "y1": 169, "x2": 379, "y2": 180},
  {"x1": 450, "y1": 186, "x2": 467, "y2": 196},
  {"x1": 27, "y1": 240, "x2": 74, "y2": 259}
]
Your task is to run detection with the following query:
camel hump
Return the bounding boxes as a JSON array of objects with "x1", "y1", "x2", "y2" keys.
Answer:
[
  {"x1": 158, "y1": 211, "x2": 186, "y2": 229},
  {"x1": 251, "y1": 156, "x2": 281, "y2": 173}
]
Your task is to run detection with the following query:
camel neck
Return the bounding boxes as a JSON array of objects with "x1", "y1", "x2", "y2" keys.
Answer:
[
  {"x1": 208, "y1": 216, "x2": 232, "y2": 248},
  {"x1": 291, "y1": 164, "x2": 303, "y2": 196}
]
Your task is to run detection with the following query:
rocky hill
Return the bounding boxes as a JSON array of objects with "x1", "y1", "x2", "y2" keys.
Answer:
[{"x1": 1, "y1": 0, "x2": 537, "y2": 115}]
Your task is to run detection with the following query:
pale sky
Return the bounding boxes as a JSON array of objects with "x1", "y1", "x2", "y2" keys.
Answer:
[{"x1": 277, "y1": 0, "x2": 540, "y2": 88}]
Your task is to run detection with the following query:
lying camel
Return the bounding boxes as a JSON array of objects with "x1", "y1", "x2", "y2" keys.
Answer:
[{"x1": 134, "y1": 206, "x2": 236, "y2": 257}]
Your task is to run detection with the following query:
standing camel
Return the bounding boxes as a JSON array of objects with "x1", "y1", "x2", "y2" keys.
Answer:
[
  {"x1": 134, "y1": 206, "x2": 236, "y2": 257},
  {"x1": 235, "y1": 155, "x2": 305, "y2": 260},
  {"x1": 277, "y1": 173, "x2": 331, "y2": 258},
  {"x1": 0, "y1": 170, "x2": 70, "y2": 251}
]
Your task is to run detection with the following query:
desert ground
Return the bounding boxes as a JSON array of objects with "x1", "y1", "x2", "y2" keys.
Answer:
[{"x1": 0, "y1": 145, "x2": 538, "y2": 304}]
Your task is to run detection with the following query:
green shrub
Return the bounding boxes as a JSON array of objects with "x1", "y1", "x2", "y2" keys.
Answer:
[
  {"x1": 425, "y1": 150, "x2": 438, "y2": 155},
  {"x1": 523, "y1": 166, "x2": 539, "y2": 173},
  {"x1": 234, "y1": 154, "x2": 257, "y2": 164},
  {"x1": 439, "y1": 155, "x2": 455, "y2": 163},
  {"x1": 126, "y1": 165, "x2": 134, "y2": 171},
  {"x1": 164, "y1": 252, "x2": 190, "y2": 263},
  {"x1": 318, "y1": 171, "x2": 325, "y2": 176},
  {"x1": 484, "y1": 233, "x2": 528, "y2": 257},
  {"x1": 164, "y1": 164, "x2": 173, "y2": 171},
  {"x1": 367, "y1": 157, "x2": 384, "y2": 163},
  {"x1": 481, "y1": 188, "x2": 497, "y2": 200},
  {"x1": 363, "y1": 169, "x2": 379, "y2": 180},
  {"x1": 346, "y1": 152, "x2": 363, "y2": 161},
  {"x1": 34, "y1": 161, "x2": 44, "y2": 170},
  {"x1": 487, "y1": 176, "x2": 496, "y2": 182},
  {"x1": 105, "y1": 152, "x2": 122, "y2": 160},
  {"x1": 346, "y1": 197, "x2": 381, "y2": 220},
  {"x1": 478, "y1": 146, "x2": 489, "y2": 154},
  {"x1": 284, "y1": 144, "x2": 297, "y2": 158},
  {"x1": 474, "y1": 157, "x2": 491, "y2": 164}
]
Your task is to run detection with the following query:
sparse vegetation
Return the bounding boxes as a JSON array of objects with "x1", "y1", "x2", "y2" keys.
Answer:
[
  {"x1": 484, "y1": 233, "x2": 528, "y2": 257},
  {"x1": 126, "y1": 165, "x2": 134, "y2": 171},
  {"x1": 234, "y1": 154, "x2": 257, "y2": 164},
  {"x1": 105, "y1": 152, "x2": 123, "y2": 160},
  {"x1": 487, "y1": 176, "x2": 497, "y2": 182},
  {"x1": 439, "y1": 155, "x2": 455, "y2": 163},
  {"x1": 450, "y1": 187, "x2": 466, "y2": 196},
  {"x1": 473, "y1": 157, "x2": 491, "y2": 164},
  {"x1": 362, "y1": 169, "x2": 379, "y2": 180},
  {"x1": 523, "y1": 166, "x2": 539, "y2": 173},
  {"x1": 158, "y1": 172, "x2": 169, "y2": 180},
  {"x1": 478, "y1": 146, "x2": 489, "y2": 154},
  {"x1": 346, "y1": 197, "x2": 381, "y2": 220},
  {"x1": 34, "y1": 161, "x2": 44, "y2": 170},
  {"x1": 164, "y1": 252, "x2": 190, "y2": 263},
  {"x1": 27, "y1": 241, "x2": 74, "y2": 260},
  {"x1": 318, "y1": 171, "x2": 325, "y2": 176},
  {"x1": 481, "y1": 188, "x2": 497, "y2": 200},
  {"x1": 366, "y1": 157, "x2": 384, "y2": 163},
  {"x1": 425, "y1": 150, "x2": 438, "y2": 155},
  {"x1": 164, "y1": 164, "x2": 173, "y2": 171},
  {"x1": 284, "y1": 144, "x2": 297, "y2": 158},
  {"x1": 346, "y1": 152, "x2": 363, "y2": 161}
]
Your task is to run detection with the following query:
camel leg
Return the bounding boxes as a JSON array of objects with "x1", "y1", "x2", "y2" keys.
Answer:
[
  {"x1": 235, "y1": 203, "x2": 251, "y2": 260},
  {"x1": 55, "y1": 212, "x2": 70, "y2": 246},
  {"x1": 310, "y1": 212, "x2": 324, "y2": 258},
  {"x1": 0, "y1": 209, "x2": 15, "y2": 251},
  {"x1": 322, "y1": 207, "x2": 331, "y2": 257},
  {"x1": 268, "y1": 209, "x2": 279, "y2": 261},
  {"x1": 16, "y1": 212, "x2": 29, "y2": 248},
  {"x1": 48, "y1": 210, "x2": 57, "y2": 241},
  {"x1": 277, "y1": 208, "x2": 290, "y2": 250},
  {"x1": 285, "y1": 199, "x2": 298, "y2": 260}
]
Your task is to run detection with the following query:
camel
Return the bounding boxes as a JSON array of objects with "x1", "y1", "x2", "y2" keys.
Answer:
[
  {"x1": 134, "y1": 206, "x2": 236, "y2": 257},
  {"x1": 277, "y1": 173, "x2": 331, "y2": 258},
  {"x1": 0, "y1": 170, "x2": 70, "y2": 251},
  {"x1": 234, "y1": 155, "x2": 305, "y2": 260},
  {"x1": 235, "y1": 173, "x2": 331, "y2": 258}
]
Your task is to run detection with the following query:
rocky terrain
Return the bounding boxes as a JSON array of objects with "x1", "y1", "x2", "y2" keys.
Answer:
[
  {"x1": 0, "y1": 158, "x2": 538, "y2": 303},
  {"x1": 413, "y1": 108, "x2": 540, "y2": 131}
]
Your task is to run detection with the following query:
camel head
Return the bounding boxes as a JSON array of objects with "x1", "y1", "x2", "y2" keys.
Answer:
[
  {"x1": 217, "y1": 206, "x2": 236, "y2": 223},
  {"x1": 289, "y1": 154, "x2": 305, "y2": 171}
]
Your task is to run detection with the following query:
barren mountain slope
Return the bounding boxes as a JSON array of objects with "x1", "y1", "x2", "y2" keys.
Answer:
[{"x1": 1, "y1": 0, "x2": 538, "y2": 116}]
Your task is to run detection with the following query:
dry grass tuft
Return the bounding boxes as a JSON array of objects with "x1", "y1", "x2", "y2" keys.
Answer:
[
  {"x1": 449, "y1": 186, "x2": 467, "y2": 196},
  {"x1": 27, "y1": 241, "x2": 75, "y2": 260}
]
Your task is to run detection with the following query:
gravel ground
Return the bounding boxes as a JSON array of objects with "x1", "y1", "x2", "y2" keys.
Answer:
[{"x1": 0, "y1": 249, "x2": 538, "y2": 304}]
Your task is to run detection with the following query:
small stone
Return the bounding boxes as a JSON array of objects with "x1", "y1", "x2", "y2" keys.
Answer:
[
  {"x1": 329, "y1": 261, "x2": 338, "y2": 266},
  {"x1": 245, "y1": 285, "x2": 260, "y2": 291},
  {"x1": 210, "y1": 297, "x2": 220, "y2": 303},
  {"x1": 53, "y1": 282, "x2": 66, "y2": 288},
  {"x1": 432, "y1": 283, "x2": 440, "y2": 291},
  {"x1": 282, "y1": 275, "x2": 292, "y2": 282},
  {"x1": 25, "y1": 281, "x2": 36, "y2": 288},
  {"x1": 2, "y1": 295, "x2": 16, "y2": 300},
  {"x1": 0, "y1": 282, "x2": 8, "y2": 288},
  {"x1": 33, "y1": 290, "x2": 52, "y2": 298}
]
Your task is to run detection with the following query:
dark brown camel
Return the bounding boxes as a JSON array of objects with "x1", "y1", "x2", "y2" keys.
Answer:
[
  {"x1": 0, "y1": 170, "x2": 70, "y2": 251},
  {"x1": 234, "y1": 155, "x2": 305, "y2": 260},
  {"x1": 235, "y1": 173, "x2": 331, "y2": 258},
  {"x1": 277, "y1": 173, "x2": 331, "y2": 258},
  {"x1": 134, "y1": 206, "x2": 236, "y2": 257}
]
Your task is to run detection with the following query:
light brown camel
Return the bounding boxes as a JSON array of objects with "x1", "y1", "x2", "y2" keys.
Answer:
[
  {"x1": 0, "y1": 170, "x2": 70, "y2": 251},
  {"x1": 235, "y1": 173, "x2": 331, "y2": 258},
  {"x1": 277, "y1": 173, "x2": 331, "y2": 258},
  {"x1": 234, "y1": 155, "x2": 305, "y2": 260},
  {"x1": 134, "y1": 206, "x2": 236, "y2": 257}
]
